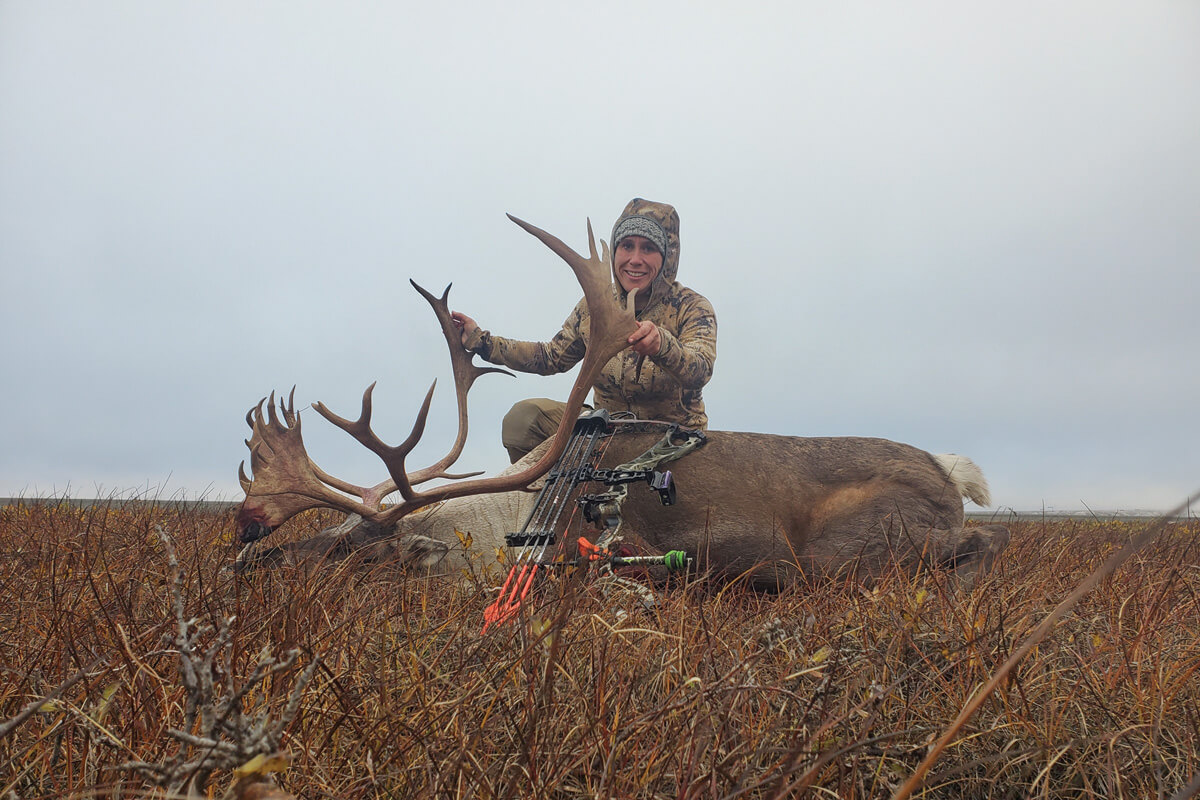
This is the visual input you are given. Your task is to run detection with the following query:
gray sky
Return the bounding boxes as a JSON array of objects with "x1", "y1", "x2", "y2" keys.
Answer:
[{"x1": 2, "y1": 1, "x2": 1197, "y2": 514}]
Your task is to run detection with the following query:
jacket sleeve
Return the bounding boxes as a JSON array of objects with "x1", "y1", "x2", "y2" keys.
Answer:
[
  {"x1": 649, "y1": 294, "x2": 717, "y2": 390},
  {"x1": 463, "y1": 299, "x2": 588, "y2": 376}
]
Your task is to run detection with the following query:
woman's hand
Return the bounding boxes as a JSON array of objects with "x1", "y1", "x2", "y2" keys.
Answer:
[
  {"x1": 627, "y1": 320, "x2": 661, "y2": 356},
  {"x1": 450, "y1": 311, "x2": 478, "y2": 348}
]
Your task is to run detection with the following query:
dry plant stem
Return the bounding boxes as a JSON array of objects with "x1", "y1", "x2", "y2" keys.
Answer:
[
  {"x1": 1, "y1": 612, "x2": 162, "y2": 742},
  {"x1": 6, "y1": 501, "x2": 1199, "y2": 798},
  {"x1": 890, "y1": 494, "x2": 1198, "y2": 800},
  {"x1": 119, "y1": 526, "x2": 319, "y2": 796},
  {"x1": 0, "y1": 656, "x2": 106, "y2": 741}
]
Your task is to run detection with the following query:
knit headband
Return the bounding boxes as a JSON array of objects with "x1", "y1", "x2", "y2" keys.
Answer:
[{"x1": 612, "y1": 215, "x2": 668, "y2": 256}]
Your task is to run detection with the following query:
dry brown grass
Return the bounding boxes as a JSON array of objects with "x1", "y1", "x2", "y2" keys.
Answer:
[{"x1": 2, "y1": 500, "x2": 1199, "y2": 799}]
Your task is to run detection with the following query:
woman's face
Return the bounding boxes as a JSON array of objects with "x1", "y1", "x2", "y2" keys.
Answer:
[{"x1": 614, "y1": 235, "x2": 663, "y2": 297}]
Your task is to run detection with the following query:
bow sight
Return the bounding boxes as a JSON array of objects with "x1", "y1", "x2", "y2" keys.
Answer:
[{"x1": 578, "y1": 467, "x2": 677, "y2": 525}]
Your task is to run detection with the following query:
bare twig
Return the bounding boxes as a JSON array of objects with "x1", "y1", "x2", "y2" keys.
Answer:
[
  {"x1": 0, "y1": 655, "x2": 106, "y2": 741},
  {"x1": 118, "y1": 527, "x2": 319, "y2": 798}
]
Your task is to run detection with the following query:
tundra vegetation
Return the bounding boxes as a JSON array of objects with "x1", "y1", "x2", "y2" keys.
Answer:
[{"x1": 2, "y1": 498, "x2": 1199, "y2": 799}]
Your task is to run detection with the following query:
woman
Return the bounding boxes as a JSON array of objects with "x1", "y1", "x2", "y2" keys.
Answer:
[{"x1": 452, "y1": 198, "x2": 717, "y2": 462}]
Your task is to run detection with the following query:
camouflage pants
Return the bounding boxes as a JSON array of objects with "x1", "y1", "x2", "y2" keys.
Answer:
[{"x1": 501, "y1": 397, "x2": 592, "y2": 463}]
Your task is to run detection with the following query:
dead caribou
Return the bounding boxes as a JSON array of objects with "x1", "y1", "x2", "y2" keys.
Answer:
[{"x1": 235, "y1": 216, "x2": 1009, "y2": 588}]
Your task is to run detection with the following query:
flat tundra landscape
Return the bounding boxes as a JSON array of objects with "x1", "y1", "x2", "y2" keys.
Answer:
[{"x1": 2, "y1": 500, "x2": 1199, "y2": 799}]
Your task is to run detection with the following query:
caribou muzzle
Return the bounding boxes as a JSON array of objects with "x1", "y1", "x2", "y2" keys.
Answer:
[{"x1": 239, "y1": 520, "x2": 276, "y2": 544}]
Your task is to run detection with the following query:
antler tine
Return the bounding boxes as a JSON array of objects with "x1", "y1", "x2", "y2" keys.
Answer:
[
  {"x1": 311, "y1": 381, "x2": 439, "y2": 502},
  {"x1": 406, "y1": 279, "x2": 513, "y2": 485},
  {"x1": 280, "y1": 386, "x2": 298, "y2": 426},
  {"x1": 301, "y1": 383, "x2": 395, "y2": 502},
  {"x1": 264, "y1": 389, "x2": 281, "y2": 428},
  {"x1": 439, "y1": 469, "x2": 486, "y2": 480},
  {"x1": 244, "y1": 398, "x2": 261, "y2": 431},
  {"x1": 238, "y1": 396, "x2": 268, "y2": 497},
  {"x1": 505, "y1": 215, "x2": 636, "y2": 355}
]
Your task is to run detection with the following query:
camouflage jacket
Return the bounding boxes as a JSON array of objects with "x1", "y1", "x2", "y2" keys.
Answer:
[{"x1": 464, "y1": 199, "x2": 716, "y2": 429}]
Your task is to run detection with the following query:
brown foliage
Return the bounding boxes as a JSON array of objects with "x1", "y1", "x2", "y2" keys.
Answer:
[{"x1": 2, "y1": 500, "x2": 1200, "y2": 798}]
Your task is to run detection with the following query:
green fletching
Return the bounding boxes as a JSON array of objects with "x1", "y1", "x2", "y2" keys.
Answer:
[{"x1": 663, "y1": 551, "x2": 688, "y2": 572}]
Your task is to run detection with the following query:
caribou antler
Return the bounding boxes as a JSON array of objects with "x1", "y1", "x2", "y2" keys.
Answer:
[
  {"x1": 346, "y1": 215, "x2": 637, "y2": 525},
  {"x1": 236, "y1": 215, "x2": 637, "y2": 541},
  {"x1": 407, "y1": 280, "x2": 513, "y2": 483},
  {"x1": 237, "y1": 389, "x2": 380, "y2": 542},
  {"x1": 236, "y1": 283, "x2": 512, "y2": 540},
  {"x1": 308, "y1": 282, "x2": 513, "y2": 502}
]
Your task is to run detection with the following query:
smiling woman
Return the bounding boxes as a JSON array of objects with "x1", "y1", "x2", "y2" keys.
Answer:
[
  {"x1": 613, "y1": 227, "x2": 663, "y2": 301},
  {"x1": 451, "y1": 198, "x2": 718, "y2": 462}
]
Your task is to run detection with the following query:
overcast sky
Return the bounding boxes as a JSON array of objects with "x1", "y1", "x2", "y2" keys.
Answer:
[{"x1": 2, "y1": 1, "x2": 1197, "y2": 514}]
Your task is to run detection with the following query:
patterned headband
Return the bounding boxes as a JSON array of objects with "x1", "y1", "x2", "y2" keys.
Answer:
[{"x1": 612, "y1": 216, "x2": 667, "y2": 256}]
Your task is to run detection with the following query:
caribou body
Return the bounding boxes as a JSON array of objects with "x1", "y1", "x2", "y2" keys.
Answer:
[
  {"x1": 235, "y1": 215, "x2": 1009, "y2": 587},
  {"x1": 243, "y1": 427, "x2": 1008, "y2": 588}
]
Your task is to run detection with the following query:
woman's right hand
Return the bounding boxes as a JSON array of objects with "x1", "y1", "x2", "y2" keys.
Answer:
[{"x1": 450, "y1": 311, "x2": 478, "y2": 348}]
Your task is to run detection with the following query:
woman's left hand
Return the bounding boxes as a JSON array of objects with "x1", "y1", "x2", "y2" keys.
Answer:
[{"x1": 627, "y1": 320, "x2": 661, "y2": 356}]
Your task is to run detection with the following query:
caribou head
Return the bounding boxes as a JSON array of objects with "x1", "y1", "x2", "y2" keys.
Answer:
[{"x1": 235, "y1": 215, "x2": 638, "y2": 545}]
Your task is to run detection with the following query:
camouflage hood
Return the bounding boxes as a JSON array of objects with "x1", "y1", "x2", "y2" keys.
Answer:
[{"x1": 610, "y1": 198, "x2": 680, "y2": 314}]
